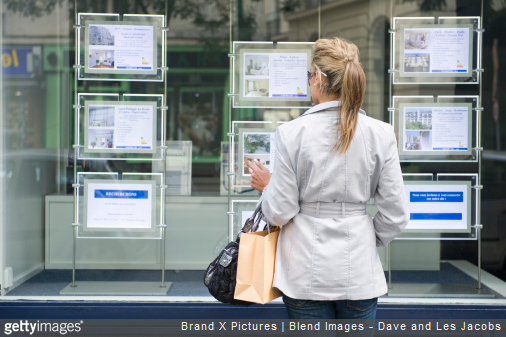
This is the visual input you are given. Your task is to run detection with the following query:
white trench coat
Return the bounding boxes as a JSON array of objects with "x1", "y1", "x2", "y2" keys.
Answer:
[{"x1": 261, "y1": 101, "x2": 410, "y2": 301}]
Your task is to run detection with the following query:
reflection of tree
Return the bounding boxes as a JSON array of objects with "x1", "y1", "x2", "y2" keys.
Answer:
[
  {"x1": 400, "y1": 0, "x2": 496, "y2": 19},
  {"x1": 400, "y1": 0, "x2": 448, "y2": 11},
  {"x1": 179, "y1": 101, "x2": 218, "y2": 155},
  {"x1": 3, "y1": 0, "x2": 65, "y2": 17},
  {"x1": 3, "y1": 0, "x2": 259, "y2": 41},
  {"x1": 4, "y1": 0, "x2": 302, "y2": 41}
]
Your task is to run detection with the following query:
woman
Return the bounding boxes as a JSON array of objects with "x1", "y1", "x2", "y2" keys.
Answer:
[{"x1": 247, "y1": 37, "x2": 409, "y2": 319}]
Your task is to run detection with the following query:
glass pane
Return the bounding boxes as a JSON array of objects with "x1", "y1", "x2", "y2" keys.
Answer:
[{"x1": 2, "y1": 0, "x2": 506, "y2": 305}]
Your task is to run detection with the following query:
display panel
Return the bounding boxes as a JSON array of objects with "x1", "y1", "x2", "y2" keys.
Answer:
[
  {"x1": 239, "y1": 49, "x2": 310, "y2": 101},
  {"x1": 391, "y1": 17, "x2": 480, "y2": 84},
  {"x1": 232, "y1": 42, "x2": 314, "y2": 108},
  {"x1": 84, "y1": 101, "x2": 157, "y2": 154},
  {"x1": 77, "y1": 13, "x2": 165, "y2": 81},
  {"x1": 152, "y1": 141, "x2": 192, "y2": 195},
  {"x1": 85, "y1": 21, "x2": 157, "y2": 75},
  {"x1": 77, "y1": 173, "x2": 162, "y2": 239},
  {"x1": 84, "y1": 179, "x2": 157, "y2": 232},
  {"x1": 238, "y1": 128, "x2": 276, "y2": 179},
  {"x1": 398, "y1": 103, "x2": 472, "y2": 156},
  {"x1": 400, "y1": 24, "x2": 473, "y2": 78},
  {"x1": 403, "y1": 181, "x2": 472, "y2": 233},
  {"x1": 391, "y1": 95, "x2": 478, "y2": 162}
]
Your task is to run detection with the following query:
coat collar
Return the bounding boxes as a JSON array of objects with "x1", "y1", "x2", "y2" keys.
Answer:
[{"x1": 301, "y1": 101, "x2": 366, "y2": 117}]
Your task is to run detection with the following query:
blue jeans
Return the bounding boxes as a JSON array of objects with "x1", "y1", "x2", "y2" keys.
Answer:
[{"x1": 282, "y1": 294, "x2": 377, "y2": 319}]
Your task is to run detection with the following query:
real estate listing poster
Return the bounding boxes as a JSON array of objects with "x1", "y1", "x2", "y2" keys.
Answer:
[
  {"x1": 399, "y1": 103, "x2": 472, "y2": 156},
  {"x1": 239, "y1": 49, "x2": 311, "y2": 101},
  {"x1": 404, "y1": 181, "x2": 471, "y2": 233},
  {"x1": 84, "y1": 179, "x2": 156, "y2": 231},
  {"x1": 400, "y1": 24, "x2": 473, "y2": 77},
  {"x1": 85, "y1": 21, "x2": 157, "y2": 75},
  {"x1": 84, "y1": 101, "x2": 157, "y2": 154},
  {"x1": 239, "y1": 128, "x2": 276, "y2": 179}
]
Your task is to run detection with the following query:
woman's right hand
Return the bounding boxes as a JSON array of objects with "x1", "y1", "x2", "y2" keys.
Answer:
[{"x1": 247, "y1": 159, "x2": 271, "y2": 192}]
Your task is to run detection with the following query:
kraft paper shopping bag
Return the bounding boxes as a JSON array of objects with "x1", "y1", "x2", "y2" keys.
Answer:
[{"x1": 234, "y1": 226, "x2": 282, "y2": 304}]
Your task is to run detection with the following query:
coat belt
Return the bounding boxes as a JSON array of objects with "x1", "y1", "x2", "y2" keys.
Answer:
[{"x1": 299, "y1": 201, "x2": 367, "y2": 218}]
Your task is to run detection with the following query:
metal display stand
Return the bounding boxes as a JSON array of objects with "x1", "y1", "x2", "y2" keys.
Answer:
[
  {"x1": 225, "y1": 0, "x2": 314, "y2": 242},
  {"x1": 387, "y1": 4, "x2": 488, "y2": 296},
  {"x1": 61, "y1": 2, "x2": 170, "y2": 295}
]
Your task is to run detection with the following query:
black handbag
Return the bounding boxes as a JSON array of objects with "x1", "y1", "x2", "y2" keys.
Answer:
[{"x1": 203, "y1": 204, "x2": 265, "y2": 306}]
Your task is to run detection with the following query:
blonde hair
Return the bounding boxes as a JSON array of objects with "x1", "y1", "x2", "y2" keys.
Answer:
[{"x1": 312, "y1": 37, "x2": 366, "y2": 155}]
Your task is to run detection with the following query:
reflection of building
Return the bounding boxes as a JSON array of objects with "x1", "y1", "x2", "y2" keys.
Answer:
[
  {"x1": 406, "y1": 109, "x2": 432, "y2": 128},
  {"x1": 89, "y1": 26, "x2": 114, "y2": 45}
]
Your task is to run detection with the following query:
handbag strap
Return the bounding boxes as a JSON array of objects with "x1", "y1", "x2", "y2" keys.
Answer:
[
  {"x1": 240, "y1": 202, "x2": 277, "y2": 241},
  {"x1": 241, "y1": 203, "x2": 264, "y2": 235}
]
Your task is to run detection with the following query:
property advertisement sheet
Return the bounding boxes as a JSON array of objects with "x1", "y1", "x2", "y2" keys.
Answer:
[
  {"x1": 399, "y1": 103, "x2": 472, "y2": 156},
  {"x1": 401, "y1": 24, "x2": 473, "y2": 77},
  {"x1": 239, "y1": 129, "x2": 276, "y2": 179},
  {"x1": 84, "y1": 180, "x2": 156, "y2": 230},
  {"x1": 240, "y1": 49, "x2": 310, "y2": 101},
  {"x1": 85, "y1": 101, "x2": 157, "y2": 154},
  {"x1": 404, "y1": 181, "x2": 471, "y2": 233},
  {"x1": 86, "y1": 21, "x2": 156, "y2": 74}
]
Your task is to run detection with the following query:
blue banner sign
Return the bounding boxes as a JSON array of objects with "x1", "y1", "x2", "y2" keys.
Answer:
[
  {"x1": 2, "y1": 47, "x2": 33, "y2": 77},
  {"x1": 410, "y1": 192, "x2": 463, "y2": 202},
  {"x1": 410, "y1": 213, "x2": 462, "y2": 220},
  {"x1": 94, "y1": 190, "x2": 149, "y2": 199},
  {"x1": 432, "y1": 147, "x2": 468, "y2": 151}
]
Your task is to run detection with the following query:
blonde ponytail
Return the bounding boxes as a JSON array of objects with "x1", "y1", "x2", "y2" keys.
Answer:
[{"x1": 312, "y1": 38, "x2": 366, "y2": 155}]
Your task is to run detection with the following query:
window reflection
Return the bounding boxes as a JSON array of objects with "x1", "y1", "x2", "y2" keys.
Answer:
[
  {"x1": 179, "y1": 90, "x2": 221, "y2": 157},
  {"x1": 1, "y1": 0, "x2": 506, "y2": 300}
]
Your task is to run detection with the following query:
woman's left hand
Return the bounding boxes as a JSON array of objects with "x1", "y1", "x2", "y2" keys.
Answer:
[{"x1": 247, "y1": 160, "x2": 271, "y2": 192}]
